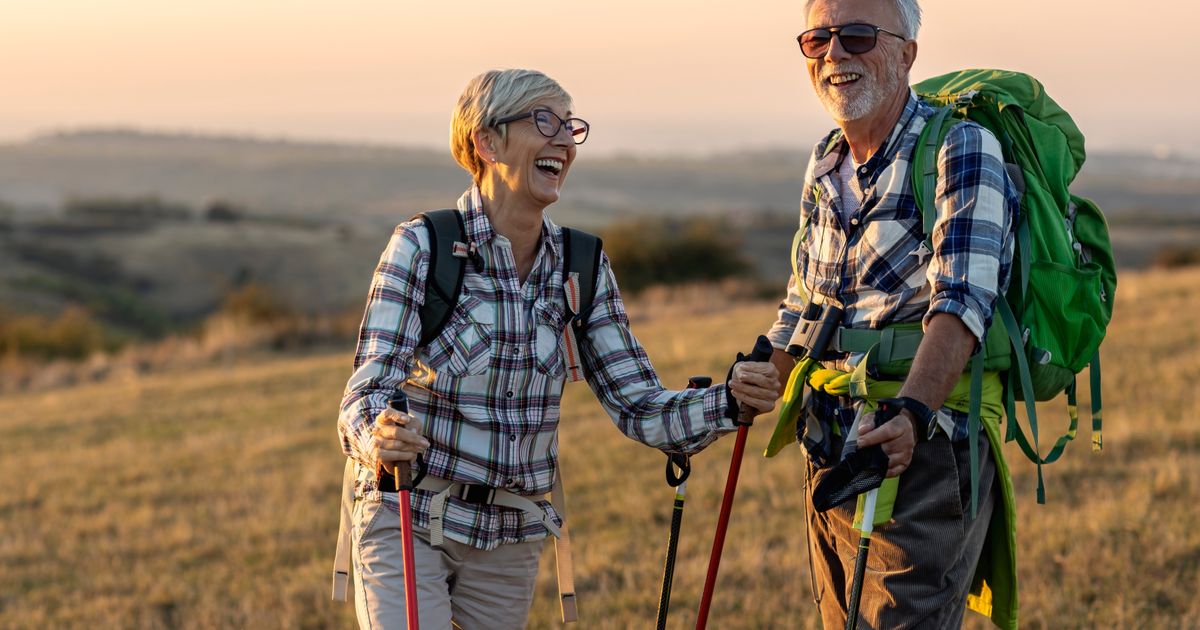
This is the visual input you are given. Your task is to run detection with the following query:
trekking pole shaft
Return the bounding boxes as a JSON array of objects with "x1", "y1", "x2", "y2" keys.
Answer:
[
  {"x1": 696, "y1": 336, "x2": 772, "y2": 629},
  {"x1": 656, "y1": 486, "x2": 686, "y2": 630},
  {"x1": 695, "y1": 425, "x2": 749, "y2": 630},
  {"x1": 657, "y1": 378, "x2": 706, "y2": 630},
  {"x1": 845, "y1": 487, "x2": 878, "y2": 630},
  {"x1": 399, "y1": 484, "x2": 420, "y2": 629},
  {"x1": 387, "y1": 394, "x2": 421, "y2": 630}
]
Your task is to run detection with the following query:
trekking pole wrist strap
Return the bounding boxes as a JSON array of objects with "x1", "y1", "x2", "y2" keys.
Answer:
[{"x1": 878, "y1": 396, "x2": 937, "y2": 442}]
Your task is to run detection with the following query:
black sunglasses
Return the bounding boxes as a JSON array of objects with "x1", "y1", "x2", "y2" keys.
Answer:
[
  {"x1": 797, "y1": 23, "x2": 907, "y2": 58},
  {"x1": 494, "y1": 108, "x2": 590, "y2": 145}
]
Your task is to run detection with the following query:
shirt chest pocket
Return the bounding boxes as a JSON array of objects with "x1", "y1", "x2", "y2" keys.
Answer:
[
  {"x1": 534, "y1": 300, "x2": 567, "y2": 378},
  {"x1": 856, "y1": 210, "x2": 927, "y2": 294},
  {"x1": 425, "y1": 294, "x2": 493, "y2": 377}
]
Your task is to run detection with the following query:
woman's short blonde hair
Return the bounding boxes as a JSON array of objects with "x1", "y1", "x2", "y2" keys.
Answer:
[{"x1": 450, "y1": 69, "x2": 573, "y2": 183}]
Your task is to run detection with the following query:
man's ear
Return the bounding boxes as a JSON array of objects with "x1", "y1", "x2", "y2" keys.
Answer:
[
  {"x1": 473, "y1": 129, "x2": 499, "y2": 163},
  {"x1": 902, "y1": 39, "x2": 918, "y2": 73}
]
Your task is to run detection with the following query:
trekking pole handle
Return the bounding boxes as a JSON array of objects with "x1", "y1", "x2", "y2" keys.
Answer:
[
  {"x1": 726, "y1": 336, "x2": 775, "y2": 425},
  {"x1": 387, "y1": 392, "x2": 416, "y2": 492}
]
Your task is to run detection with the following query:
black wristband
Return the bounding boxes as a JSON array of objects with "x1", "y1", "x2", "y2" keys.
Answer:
[{"x1": 878, "y1": 396, "x2": 937, "y2": 442}]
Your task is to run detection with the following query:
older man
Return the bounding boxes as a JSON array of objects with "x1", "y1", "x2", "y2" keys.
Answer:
[{"x1": 765, "y1": 0, "x2": 1019, "y2": 627}]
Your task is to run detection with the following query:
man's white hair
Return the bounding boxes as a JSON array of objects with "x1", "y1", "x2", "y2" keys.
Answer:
[
  {"x1": 449, "y1": 69, "x2": 572, "y2": 183},
  {"x1": 804, "y1": 0, "x2": 922, "y2": 39}
]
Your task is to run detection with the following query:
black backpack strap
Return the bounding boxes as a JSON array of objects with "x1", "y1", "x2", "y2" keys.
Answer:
[
  {"x1": 415, "y1": 209, "x2": 468, "y2": 348},
  {"x1": 561, "y1": 227, "x2": 603, "y2": 334},
  {"x1": 559, "y1": 227, "x2": 602, "y2": 383}
]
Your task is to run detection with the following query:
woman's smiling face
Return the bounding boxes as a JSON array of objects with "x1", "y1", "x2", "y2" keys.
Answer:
[{"x1": 492, "y1": 99, "x2": 577, "y2": 209}]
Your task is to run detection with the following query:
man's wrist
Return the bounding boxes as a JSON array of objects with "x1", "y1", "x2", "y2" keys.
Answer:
[{"x1": 880, "y1": 396, "x2": 937, "y2": 441}]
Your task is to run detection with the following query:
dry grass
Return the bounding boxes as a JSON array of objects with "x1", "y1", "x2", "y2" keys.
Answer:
[{"x1": 1, "y1": 268, "x2": 1198, "y2": 629}]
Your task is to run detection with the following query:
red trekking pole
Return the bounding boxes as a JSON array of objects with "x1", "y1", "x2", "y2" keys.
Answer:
[
  {"x1": 386, "y1": 392, "x2": 421, "y2": 630},
  {"x1": 695, "y1": 335, "x2": 774, "y2": 629}
]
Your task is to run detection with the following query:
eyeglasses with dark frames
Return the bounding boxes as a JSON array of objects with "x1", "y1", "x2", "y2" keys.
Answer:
[
  {"x1": 494, "y1": 109, "x2": 590, "y2": 145},
  {"x1": 797, "y1": 23, "x2": 907, "y2": 59}
]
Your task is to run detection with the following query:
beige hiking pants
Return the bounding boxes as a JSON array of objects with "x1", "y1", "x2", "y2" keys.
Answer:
[{"x1": 352, "y1": 494, "x2": 542, "y2": 629}]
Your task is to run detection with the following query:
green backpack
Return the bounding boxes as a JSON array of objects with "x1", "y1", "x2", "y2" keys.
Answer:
[{"x1": 910, "y1": 69, "x2": 1118, "y2": 504}]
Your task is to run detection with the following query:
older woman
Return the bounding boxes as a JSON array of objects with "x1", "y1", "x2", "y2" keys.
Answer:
[{"x1": 336, "y1": 68, "x2": 779, "y2": 629}]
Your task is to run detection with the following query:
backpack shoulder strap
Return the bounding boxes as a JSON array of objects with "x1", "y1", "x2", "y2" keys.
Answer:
[
  {"x1": 559, "y1": 227, "x2": 602, "y2": 383},
  {"x1": 415, "y1": 208, "x2": 468, "y2": 348},
  {"x1": 561, "y1": 227, "x2": 603, "y2": 331},
  {"x1": 910, "y1": 105, "x2": 957, "y2": 251}
]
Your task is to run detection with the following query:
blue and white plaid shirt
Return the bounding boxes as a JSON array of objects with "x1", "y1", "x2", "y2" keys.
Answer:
[
  {"x1": 339, "y1": 186, "x2": 736, "y2": 550},
  {"x1": 767, "y1": 93, "x2": 1019, "y2": 446}
]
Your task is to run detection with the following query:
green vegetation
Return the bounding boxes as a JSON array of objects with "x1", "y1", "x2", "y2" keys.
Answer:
[
  {"x1": 0, "y1": 305, "x2": 110, "y2": 359},
  {"x1": 601, "y1": 216, "x2": 752, "y2": 294},
  {"x1": 64, "y1": 195, "x2": 192, "y2": 228},
  {"x1": 1153, "y1": 245, "x2": 1200, "y2": 269}
]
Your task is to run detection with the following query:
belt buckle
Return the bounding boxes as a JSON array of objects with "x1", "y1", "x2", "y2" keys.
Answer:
[{"x1": 457, "y1": 484, "x2": 496, "y2": 505}]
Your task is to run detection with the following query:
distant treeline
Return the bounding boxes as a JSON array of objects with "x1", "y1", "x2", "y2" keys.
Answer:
[
  {"x1": 1, "y1": 195, "x2": 762, "y2": 363},
  {"x1": 2, "y1": 195, "x2": 336, "y2": 237}
]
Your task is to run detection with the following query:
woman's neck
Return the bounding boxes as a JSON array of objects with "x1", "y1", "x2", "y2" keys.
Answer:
[{"x1": 478, "y1": 179, "x2": 543, "y2": 283}]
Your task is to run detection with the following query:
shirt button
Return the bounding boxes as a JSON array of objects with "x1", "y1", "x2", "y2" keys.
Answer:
[
  {"x1": 508, "y1": 434, "x2": 517, "y2": 442},
  {"x1": 858, "y1": 166, "x2": 868, "y2": 175},
  {"x1": 850, "y1": 218, "x2": 860, "y2": 226},
  {"x1": 505, "y1": 391, "x2": 514, "y2": 398},
  {"x1": 512, "y1": 347, "x2": 521, "y2": 356}
]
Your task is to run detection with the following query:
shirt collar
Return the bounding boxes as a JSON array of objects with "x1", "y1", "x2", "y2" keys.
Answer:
[
  {"x1": 812, "y1": 90, "x2": 924, "y2": 180},
  {"x1": 456, "y1": 185, "x2": 561, "y2": 259}
]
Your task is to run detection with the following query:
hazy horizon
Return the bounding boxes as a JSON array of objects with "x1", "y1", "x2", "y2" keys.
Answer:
[{"x1": 4, "y1": 0, "x2": 1198, "y2": 158}]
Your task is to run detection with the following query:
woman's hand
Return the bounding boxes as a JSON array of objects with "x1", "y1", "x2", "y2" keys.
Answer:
[
  {"x1": 371, "y1": 407, "x2": 429, "y2": 474},
  {"x1": 729, "y1": 361, "x2": 782, "y2": 418}
]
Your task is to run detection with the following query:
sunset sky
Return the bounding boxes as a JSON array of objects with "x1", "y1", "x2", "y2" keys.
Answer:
[{"x1": 3, "y1": 0, "x2": 1196, "y2": 157}]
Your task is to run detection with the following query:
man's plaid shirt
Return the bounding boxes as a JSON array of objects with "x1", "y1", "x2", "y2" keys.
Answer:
[
  {"x1": 339, "y1": 186, "x2": 736, "y2": 550},
  {"x1": 767, "y1": 93, "x2": 1019, "y2": 450}
]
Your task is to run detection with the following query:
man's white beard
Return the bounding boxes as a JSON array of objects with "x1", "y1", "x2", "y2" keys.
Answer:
[{"x1": 816, "y1": 64, "x2": 905, "y2": 122}]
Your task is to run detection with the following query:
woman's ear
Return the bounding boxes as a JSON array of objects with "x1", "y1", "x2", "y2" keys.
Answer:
[{"x1": 473, "y1": 129, "x2": 499, "y2": 164}]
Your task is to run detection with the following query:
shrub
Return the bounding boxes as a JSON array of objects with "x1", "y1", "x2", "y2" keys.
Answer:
[
  {"x1": 1153, "y1": 246, "x2": 1200, "y2": 269},
  {"x1": 0, "y1": 306, "x2": 109, "y2": 360},
  {"x1": 217, "y1": 283, "x2": 291, "y2": 324},
  {"x1": 600, "y1": 216, "x2": 752, "y2": 294},
  {"x1": 63, "y1": 196, "x2": 192, "y2": 227},
  {"x1": 204, "y1": 200, "x2": 245, "y2": 223}
]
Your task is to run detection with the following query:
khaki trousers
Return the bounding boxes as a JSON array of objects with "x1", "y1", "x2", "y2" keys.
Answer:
[
  {"x1": 806, "y1": 434, "x2": 996, "y2": 630},
  {"x1": 352, "y1": 495, "x2": 542, "y2": 630}
]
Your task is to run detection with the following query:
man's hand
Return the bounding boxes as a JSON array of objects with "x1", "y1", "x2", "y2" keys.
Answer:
[
  {"x1": 856, "y1": 409, "x2": 917, "y2": 478},
  {"x1": 371, "y1": 407, "x2": 429, "y2": 474},
  {"x1": 729, "y1": 361, "x2": 782, "y2": 420}
]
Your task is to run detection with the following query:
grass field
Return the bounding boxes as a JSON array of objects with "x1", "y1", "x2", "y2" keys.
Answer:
[{"x1": 1, "y1": 269, "x2": 1198, "y2": 629}]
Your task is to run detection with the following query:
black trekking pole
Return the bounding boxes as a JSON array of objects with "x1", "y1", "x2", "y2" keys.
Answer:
[
  {"x1": 840, "y1": 400, "x2": 905, "y2": 630},
  {"x1": 808, "y1": 400, "x2": 898, "y2": 630},
  {"x1": 655, "y1": 376, "x2": 711, "y2": 630}
]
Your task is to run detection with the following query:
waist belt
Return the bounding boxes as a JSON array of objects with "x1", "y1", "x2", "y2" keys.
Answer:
[
  {"x1": 417, "y1": 475, "x2": 562, "y2": 547},
  {"x1": 330, "y1": 463, "x2": 579, "y2": 623}
]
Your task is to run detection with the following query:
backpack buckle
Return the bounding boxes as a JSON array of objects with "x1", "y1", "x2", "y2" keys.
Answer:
[{"x1": 954, "y1": 89, "x2": 979, "y2": 106}]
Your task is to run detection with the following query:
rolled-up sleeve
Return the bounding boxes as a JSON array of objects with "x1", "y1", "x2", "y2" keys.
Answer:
[
  {"x1": 337, "y1": 221, "x2": 428, "y2": 467},
  {"x1": 923, "y1": 122, "x2": 1016, "y2": 345},
  {"x1": 580, "y1": 253, "x2": 737, "y2": 454}
]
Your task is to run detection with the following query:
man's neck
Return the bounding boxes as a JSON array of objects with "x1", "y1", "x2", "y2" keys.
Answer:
[{"x1": 839, "y1": 87, "x2": 910, "y2": 164}]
